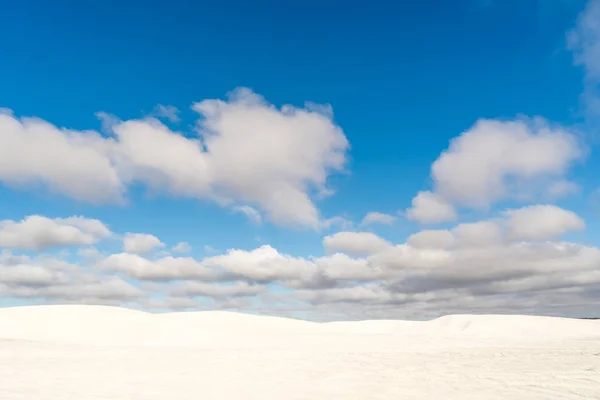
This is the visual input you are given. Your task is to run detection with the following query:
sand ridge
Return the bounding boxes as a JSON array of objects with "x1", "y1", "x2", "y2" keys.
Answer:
[{"x1": 0, "y1": 304, "x2": 598, "y2": 346}]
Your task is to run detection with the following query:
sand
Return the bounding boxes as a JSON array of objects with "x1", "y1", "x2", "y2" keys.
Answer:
[{"x1": 0, "y1": 305, "x2": 599, "y2": 399}]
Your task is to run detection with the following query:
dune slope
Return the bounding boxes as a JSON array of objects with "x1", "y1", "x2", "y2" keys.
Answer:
[{"x1": 0, "y1": 305, "x2": 599, "y2": 399}]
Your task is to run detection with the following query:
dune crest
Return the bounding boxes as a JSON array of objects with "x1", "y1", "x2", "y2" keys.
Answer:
[{"x1": 0, "y1": 305, "x2": 598, "y2": 346}]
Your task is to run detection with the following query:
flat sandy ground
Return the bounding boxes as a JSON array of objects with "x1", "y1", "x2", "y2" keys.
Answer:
[{"x1": 0, "y1": 306, "x2": 599, "y2": 399}]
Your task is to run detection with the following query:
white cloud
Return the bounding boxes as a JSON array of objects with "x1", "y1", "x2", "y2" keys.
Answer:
[
  {"x1": 430, "y1": 118, "x2": 582, "y2": 208},
  {"x1": 77, "y1": 247, "x2": 101, "y2": 259},
  {"x1": 320, "y1": 215, "x2": 354, "y2": 231},
  {"x1": 314, "y1": 253, "x2": 377, "y2": 281},
  {"x1": 0, "y1": 263, "x2": 62, "y2": 286},
  {"x1": 151, "y1": 105, "x2": 180, "y2": 123},
  {"x1": 113, "y1": 88, "x2": 347, "y2": 229},
  {"x1": 322, "y1": 232, "x2": 392, "y2": 257},
  {"x1": 0, "y1": 215, "x2": 111, "y2": 250},
  {"x1": 503, "y1": 205, "x2": 585, "y2": 241},
  {"x1": 172, "y1": 242, "x2": 191, "y2": 253},
  {"x1": 405, "y1": 191, "x2": 457, "y2": 224},
  {"x1": 203, "y1": 245, "x2": 317, "y2": 282},
  {"x1": 204, "y1": 245, "x2": 218, "y2": 254},
  {"x1": 141, "y1": 296, "x2": 200, "y2": 311},
  {"x1": 0, "y1": 114, "x2": 123, "y2": 203},
  {"x1": 170, "y1": 281, "x2": 267, "y2": 298},
  {"x1": 452, "y1": 221, "x2": 503, "y2": 248},
  {"x1": 97, "y1": 253, "x2": 219, "y2": 281},
  {"x1": 232, "y1": 205, "x2": 262, "y2": 224},
  {"x1": 0, "y1": 252, "x2": 142, "y2": 302},
  {"x1": 123, "y1": 233, "x2": 165, "y2": 255},
  {"x1": 1, "y1": 211, "x2": 598, "y2": 318},
  {"x1": 111, "y1": 118, "x2": 212, "y2": 197},
  {"x1": 360, "y1": 212, "x2": 397, "y2": 226},
  {"x1": 407, "y1": 230, "x2": 454, "y2": 249},
  {"x1": 568, "y1": 0, "x2": 600, "y2": 116},
  {"x1": 546, "y1": 180, "x2": 580, "y2": 199},
  {"x1": 406, "y1": 119, "x2": 583, "y2": 225},
  {"x1": 0, "y1": 88, "x2": 349, "y2": 229},
  {"x1": 297, "y1": 284, "x2": 397, "y2": 304},
  {"x1": 191, "y1": 88, "x2": 349, "y2": 228}
]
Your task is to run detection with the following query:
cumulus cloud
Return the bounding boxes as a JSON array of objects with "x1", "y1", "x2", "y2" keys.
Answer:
[
  {"x1": 0, "y1": 88, "x2": 349, "y2": 229},
  {"x1": 1, "y1": 209, "x2": 598, "y2": 319},
  {"x1": 0, "y1": 114, "x2": 124, "y2": 203},
  {"x1": 407, "y1": 230, "x2": 454, "y2": 249},
  {"x1": 360, "y1": 212, "x2": 397, "y2": 226},
  {"x1": 169, "y1": 281, "x2": 267, "y2": 298},
  {"x1": 405, "y1": 191, "x2": 457, "y2": 224},
  {"x1": 452, "y1": 221, "x2": 503, "y2": 248},
  {"x1": 432, "y1": 118, "x2": 582, "y2": 208},
  {"x1": 0, "y1": 255, "x2": 65, "y2": 286},
  {"x1": 314, "y1": 253, "x2": 377, "y2": 281},
  {"x1": 191, "y1": 88, "x2": 349, "y2": 228},
  {"x1": 322, "y1": 232, "x2": 392, "y2": 257},
  {"x1": 97, "y1": 253, "x2": 219, "y2": 281},
  {"x1": 141, "y1": 296, "x2": 200, "y2": 311},
  {"x1": 0, "y1": 251, "x2": 142, "y2": 303},
  {"x1": 503, "y1": 205, "x2": 585, "y2": 240},
  {"x1": 172, "y1": 242, "x2": 191, "y2": 253},
  {"x1": 297, "y1": 284, "x2": 399, "y2": 305},
  {"x1": 123, "y1": 233, "x2": 165, "y2": 255},
  {"x1": 406, "y1": 119, "x2": 583, "y2": 224},
  {"x1": 203, "y1": 245, "x2": 316, "y2": 282},
  {"x1": 0, "y1": 215, "x2": 111, "y2": 250},
  {"x1": 77, "y1": 247, "x2": 101, "y2": 259}
]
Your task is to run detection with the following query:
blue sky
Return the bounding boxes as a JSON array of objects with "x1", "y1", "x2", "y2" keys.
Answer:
[{"x1": 0, "y1": 0, "x2": 599, "y2": 320}]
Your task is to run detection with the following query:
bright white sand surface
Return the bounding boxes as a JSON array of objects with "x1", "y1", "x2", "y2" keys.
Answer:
[{"x1": 0, "y1": 305, "x2": 599, "y2": 399}]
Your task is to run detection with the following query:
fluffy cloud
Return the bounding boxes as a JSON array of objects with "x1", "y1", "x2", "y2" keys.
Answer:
[
  {"x1": 407, "y1": 230, "x2": 454, "y2": 249},
  {"x1": 431, "y1": 119, "x2": 582, "y2": 208},
  {"x1": 297, "y1": 284, "x2": 399, "y2": 305},
  {"x1": 172, "y1": 242, "x2": 191, "y2": 253},
  {"x1": 78, "y1": 247, "x2": 101, "y2": 259},
  {"x1": 203, "y1": 245, "x2": 316, "y2": 282},
  {"x1": 405, "y1": 191, "x2": 457, "y2": 224},
  {"x1": 0, "y1": 112, "x2": 124, "y2": 204},
  {"x1": 406, "y1": 119, "x2": 583, "y2": 224},
  {"x1": 0, "y1": 215, "x2": 111, "y2": 250},
  {"x1": 322, "y1": 231, "x2": 392, "y2": 256},
  {"x1": 192, "y1": 88, "x2": 349, "y2": 228},
  {"x1": 123, "y1": 233, "x2": 165, "y2": 255},
  {"x1": 3, "y1": 277, "x2": 143, "y2": 304},
  {"x1": 97, "y1": 253, "x2": 219, "y2": 281},
  {"x1": 314, "y1": 253, "x2": 377, "y2": 281},
  {"x1": 452, "y1": 221, "x2": 503, "y2": 248},
  {"x1": 169, "y1": 281, "x2": 267, "y2": 298},
  {"x1": 0, "y1": 88, "x2": 349, "y2": 229},
  {"x1": 360, "y1": 212, "x2": 397, "y2": 226},
  {"x1": 503, "y1": 205, "x2": 585, "y2": 240},
  {"x1": 0, "y1": 209, "x2": 598, "y2": 319},
  {"x1": 113, "y1": 88, "x2": 348, "y2": 228},
  {"x1": 0, "y1": 251, "x2": 142, "y2": 303}
]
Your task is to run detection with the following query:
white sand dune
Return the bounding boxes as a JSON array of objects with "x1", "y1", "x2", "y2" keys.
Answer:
[{"x1": 0, "y1": 305, "x2": 599, "y2": 399}]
